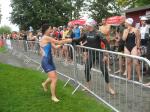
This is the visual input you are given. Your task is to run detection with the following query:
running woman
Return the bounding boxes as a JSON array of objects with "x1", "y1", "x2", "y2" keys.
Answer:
[
  {"x1": 72, "y1": 18, "x2": 115, "y2": 95},
  {"x1": 40, "y1": 24, "x2": 71, "y2": 102}
]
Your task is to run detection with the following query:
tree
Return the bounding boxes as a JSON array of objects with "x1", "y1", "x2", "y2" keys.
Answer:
[
  {"x1": 10, "y1": 0, "x2": 75, "y2": 30},
  {"x1": 135, "y1": 0, "x2": 150, "y2": 6},
  {"x1": 116, "y1": 0, "x2": 136, "y2": 9},
  {"x1": 90, "y1": 0, "x2": 120, "y2": 23},
  {"x1": 116, "y1": 0, "x2": 150, "y2": 9},
  {"x1": 0, "y1": 26, "x2": 12, "y2": 34},
  {"x1": 72, "y1": 0, "x2": 85, "y2": 19}
]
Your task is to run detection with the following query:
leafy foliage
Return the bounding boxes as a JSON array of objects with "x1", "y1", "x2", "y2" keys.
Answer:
[
  {"x1": 136, "y1": 0, "x2": 150, "y2": 6},
  {"x1": 116, "y1": 0, "x2": 150, "y2": 8},
  {"x1": 10, "y1": 0, "x2": 149, "y2": 31},
  {"x1": 10, "y1": 0, "x2": 84, "y2": 30},
  {"x1": 72, "y1": 0, "x2": 84, "y2": 19},
  {"x1": 0, "y1": 25, "x2": 12, "y2": 34},
  {"x1": 90, "y1": 0, "x2": 120, "y2": 23}
]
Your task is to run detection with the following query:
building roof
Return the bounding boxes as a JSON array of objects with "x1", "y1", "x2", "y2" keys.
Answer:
[{"x1": 124, "y1": 5, "x2": 150, "y2": 13}]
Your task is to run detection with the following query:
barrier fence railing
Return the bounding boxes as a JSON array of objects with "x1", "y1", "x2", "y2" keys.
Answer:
[
  {"x1": 3, "y1": 39, "x2": 150, "y2": 112},
  {"x1": 4, "y1": 39, "x2": 78, "y2": 82}
]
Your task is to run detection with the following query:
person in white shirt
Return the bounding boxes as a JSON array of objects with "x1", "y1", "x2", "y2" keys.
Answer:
[
  {"x1": 140, "y1": 17, "x2": 149, "y2": 46},
  {"x1": 140, "y1": 17, "x2": 150, "y2": 86}
]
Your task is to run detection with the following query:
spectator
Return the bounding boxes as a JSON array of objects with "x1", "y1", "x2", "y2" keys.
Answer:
[
  {"x1": 140, "y1": 17, "x2": 149, "y2": 47},
  {"x1": 22, "y1": 31, "x2": 28, "y2": 52},
  {"x1": 99, "y1": 18, "x2": 111, "y2": 71},
  {"x1": 99, "y1": 18, "x2": 111, "y2": 42},
  {"x1": 140, "y1": 17, "x2": 149, "y2": 57},
  {"x1": 62, "y1": 26, "x2": 69, "y2": 64},
  {"x1": 73, "y1": 24, "x2": 81, "y2": 40},
  {"x1": 66, "y1": 26, "x2": 74, "y2": 63},
  {"x1": 115, "y1": 16, "x2": 126, "y2": 74},
  {"x1": 57, "y1": 27, "x2": 62, "y2": 40},
  {"x1": 62, "y1": 26, "x2": 69, "y2": 40}
]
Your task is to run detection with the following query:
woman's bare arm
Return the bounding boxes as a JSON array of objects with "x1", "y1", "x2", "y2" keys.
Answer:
[
  {"x1": 122, "y1": 29, "x2": 129, "y2": 41},
  {"x1": 45, "y1": 36, "x2": 72, "y2": 45},
  {"x1": 51, "y1": 43, "x2": 62, "y2": 49},
  {"x1": 135, "y1": 29, "x2": 141, "y2": 48}
]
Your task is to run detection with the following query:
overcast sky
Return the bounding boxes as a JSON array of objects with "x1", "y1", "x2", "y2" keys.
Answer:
[{"x1": 0, "y1": 0, "x2": 19, "y2": 31}]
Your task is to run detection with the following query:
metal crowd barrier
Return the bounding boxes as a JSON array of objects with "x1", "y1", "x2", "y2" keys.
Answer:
[
  {"x1": 51, "y1": 43, "x2": 78, "y2": 87},
  {"x1": 3, "y1": 39, "x2": 150, "y2": 112},
  {"x1": 74, "y1": 45, "x2": 150, "y2": 112}
]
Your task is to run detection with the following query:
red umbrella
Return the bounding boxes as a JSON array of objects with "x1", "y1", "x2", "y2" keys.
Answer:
[
  {"x1": 68, "y1": 19, "x2": 86, "y2": 26},
  {"x1": 106, "y1": 16, "x2": 124, "y2": 25}
]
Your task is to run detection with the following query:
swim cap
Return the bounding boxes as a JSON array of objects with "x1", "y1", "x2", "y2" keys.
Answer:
[
  {"x1": 125, "y1": 18, "x2": 134, "y2": 25},
  {"x1": 85, "y1": 18, "x2": 97, "y2": 27}
]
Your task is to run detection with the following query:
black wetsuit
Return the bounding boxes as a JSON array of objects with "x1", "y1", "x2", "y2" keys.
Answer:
[
  {"x1": 72, "y1": 30, "x2": 110, "y2": 83},
  {"x1": 125, "y1": 32, "x2": 136, "y2": 52}
]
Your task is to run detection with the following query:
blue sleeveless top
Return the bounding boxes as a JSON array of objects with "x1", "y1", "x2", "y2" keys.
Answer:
[
  {"x1": 41, "y1": 42, "x2": 56, "y2": 73},
  {"x1": 42, "y1": 43, "x2": 52, "y2": 57}
]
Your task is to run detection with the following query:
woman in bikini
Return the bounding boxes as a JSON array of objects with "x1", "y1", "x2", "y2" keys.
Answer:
[{"x1": 123, "y1": 18, "x2": 141, "y2": 81}]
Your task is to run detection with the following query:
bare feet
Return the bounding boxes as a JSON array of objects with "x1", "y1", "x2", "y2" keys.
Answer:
[
  {"x1": 138, "y1": 78, "x2": 142, "y2": 83},
  {"x1": 82, "y1": 88, "x2": 88, "y2": 91},
  {"x1": 108, "y1": 87, "x2": 116, "y2": 95},
  {"x1": 108, "y1": 67, "x2": 111, "y2": 72},
  {"x1": 51, "y1": 96, "x2": 60, "y2": 102},
  {"x1": 144, "y1": 82, "x2": 150, "y2": 87},
  {"x1": 123, "y1": 71, "x2": 127, "y2": 76},
  {"x1": 42, "y1": 82, "x2": 48, "y2": 92},
  {"x1": 115, "y1": 69, "x2": 122, "y2": 74},
  {"x1": 106, "y1": 84, "x2": 116, "y2": 95}
]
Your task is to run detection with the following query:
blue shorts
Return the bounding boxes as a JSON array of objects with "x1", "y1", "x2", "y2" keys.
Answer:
[{"x1": 41, "y1": 56, "x2": 56, "y2": 73}]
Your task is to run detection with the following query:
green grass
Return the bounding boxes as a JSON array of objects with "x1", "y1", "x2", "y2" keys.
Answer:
[
  {"x1": 0, "y1": 63, "x2": 111, "y2": 112},
  {"x1": 0, "y1": 47, "x2": 6, "y2": 52}
]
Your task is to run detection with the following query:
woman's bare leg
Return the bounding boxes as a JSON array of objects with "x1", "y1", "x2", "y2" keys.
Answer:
[
  {"x1": 107, "y1": 56, "x2": 111, "y2": 72},
  {"x1": 124, "y1": 47, "x2": 132, "y2": 80},
  {"x1": 82, "y1": 81, "x2": 91, "y2": 91},
  {"x1": 144, "y1": 82, "x2": 150, "y2": 86},
  {"x1": 63, "y1": 46, "x2": 68, "y2": 63},
  {"x1": 131, "y1": 47, "x2": 141, "y2": 82},
  {"x1": 106, "y1": 83, "x2": 115, "y2": 95},
  {"x1": 83, "y1": 52, "x2": 88, "y2": 63},
  {"x1": 42, "y1": 78, "x2": 51, "y2": 92},
  {"x1": 48, "y1": 71, "x2": 59, "y2": 102},
  {"x1": 115, "y1": 56, "x2": 123, "y2": 73}
]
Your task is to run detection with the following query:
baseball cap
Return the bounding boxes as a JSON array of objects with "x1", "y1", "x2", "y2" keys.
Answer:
[{"x1": 140, "y1": 16, "x2": 148, "y2": 21}]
